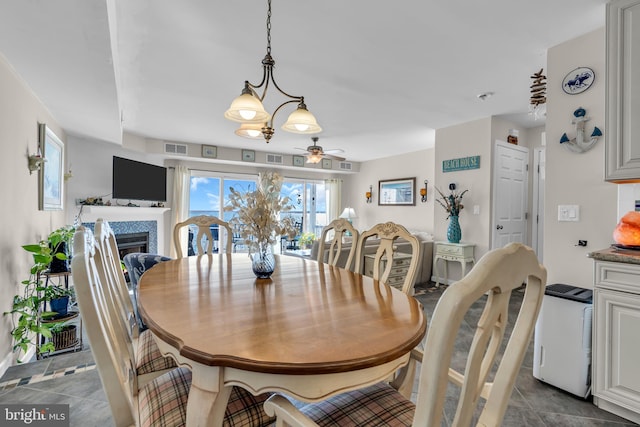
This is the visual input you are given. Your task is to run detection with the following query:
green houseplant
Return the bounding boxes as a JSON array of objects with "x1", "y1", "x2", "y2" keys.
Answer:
[
  {"x1": 4, "y1": 225, "x2": 75, "y2": 361},
  {"x1": 299, "y1": 232, "x2": 316, "y2": 249}
]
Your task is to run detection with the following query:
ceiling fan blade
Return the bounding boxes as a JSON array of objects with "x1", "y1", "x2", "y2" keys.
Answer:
[
  {"x1": 324, "y1": 153, "x2": 346, "y2": 162},
  {"x1": 323, "y1": 148, "x2": 344, "y2": 155}
]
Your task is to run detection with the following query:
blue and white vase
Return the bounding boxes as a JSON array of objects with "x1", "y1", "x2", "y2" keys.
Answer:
[{"x1": 447, "y1": 215, "x2": 461, "y2": 244}]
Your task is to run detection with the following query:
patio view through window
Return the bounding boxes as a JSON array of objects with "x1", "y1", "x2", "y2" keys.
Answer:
[{"x1": 188, "y1": 173, "x2": 327, "y2": 253}]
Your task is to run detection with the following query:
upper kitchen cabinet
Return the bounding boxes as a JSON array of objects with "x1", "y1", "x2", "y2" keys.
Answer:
[{"x1": 606, "y1": 0, "x2": 640, "y2": 182}]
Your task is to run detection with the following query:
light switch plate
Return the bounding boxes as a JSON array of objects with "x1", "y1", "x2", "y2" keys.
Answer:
[{"x1": 558, "y1": 204, "x2": 580, "y2": 221}]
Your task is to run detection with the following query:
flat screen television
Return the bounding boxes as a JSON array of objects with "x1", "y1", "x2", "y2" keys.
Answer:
[{"x1": 112, "y1": 156, "x2": 167, "y2": 202}]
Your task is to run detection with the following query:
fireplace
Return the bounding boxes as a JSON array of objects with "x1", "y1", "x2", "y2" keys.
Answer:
[{"x1": 115, "y1": 232, "x2": 150, "y2": 260}]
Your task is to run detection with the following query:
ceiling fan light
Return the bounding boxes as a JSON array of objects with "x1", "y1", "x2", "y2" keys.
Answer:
[
  {"x1": 224, "y1": 92, "x2": 270, "y2": 123},
  {"x1": 282, "y1": 106, "x2": 322, "y2": 134},
  {"x1": 306, "y1": 153, "x2": 323, "y2": 164},
  {"x1": 234, "y1": 123, "x2": 264, "y2": 139}
]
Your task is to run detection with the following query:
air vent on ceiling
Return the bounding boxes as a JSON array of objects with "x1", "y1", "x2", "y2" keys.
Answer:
[
  {"x1": 266, "y1": 153, "x2": 283, "y2": 164},
  {"x1": 339, "y1": 161, "x2": 353, "y2": 171},
  {"x1": 165, "y1": 143, "x2": 188, "y2": 155}
]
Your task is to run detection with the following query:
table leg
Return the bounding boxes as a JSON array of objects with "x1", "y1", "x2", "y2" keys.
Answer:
[
  {"x1": 186, "y1": 366, "x2": 232, "y2": 426},
  {"x1": 434, "y1": 256, "x2": 441, "y2": 288}
]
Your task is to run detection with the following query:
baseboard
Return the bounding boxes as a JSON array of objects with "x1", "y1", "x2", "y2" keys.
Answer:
[{"x1": 0, "y1": 350, "x2": 15, "y2": 379}]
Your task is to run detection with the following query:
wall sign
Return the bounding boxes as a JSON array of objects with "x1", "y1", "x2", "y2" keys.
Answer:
[
  {"x1": 442, "y1": 155, "x2": 480, "y2": 172},
  {"x1": 562, "y1": 67, "x2": 595, "y2": 95}
]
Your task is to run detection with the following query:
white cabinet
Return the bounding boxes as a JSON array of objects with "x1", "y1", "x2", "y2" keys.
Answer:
[
  {"x1": 605, "y1": 0, "x2": 640, "y2": 181},
  {"x1": 593, "y1": 260, "x2": 640, "y2": 423}
]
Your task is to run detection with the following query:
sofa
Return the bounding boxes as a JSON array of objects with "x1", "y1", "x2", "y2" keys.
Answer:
[{"x1": 310, "y1": 231, "x2": 434, "y2": 286}]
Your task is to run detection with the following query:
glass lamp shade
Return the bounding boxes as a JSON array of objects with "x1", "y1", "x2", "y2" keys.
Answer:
[
  {"x1": 306, "y1": 153, "x2": 323, "y2": 164},
  {"x1": 281, "y1": 106, "x2": 322, "y2": 134},
  {"x1": 235, "y1": 123, "x2": 265, "y2": 139},
  {"x1": 224, "y1": 93, "x2": 271, "y2": 123}
]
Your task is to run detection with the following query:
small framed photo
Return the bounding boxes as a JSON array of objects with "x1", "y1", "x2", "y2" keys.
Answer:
[
  {"x1": 293, "y1": 155, "x2": 305, "y2": 167},
  {"x1": 322, "y1": 158, "x2": 332, "y2": 169},
  {"x1": 201, "y1": 144, "x2": 217, "y2": 158},
  {"x1": 242, "y1": 149, "x2": 255, "y2": 162}
]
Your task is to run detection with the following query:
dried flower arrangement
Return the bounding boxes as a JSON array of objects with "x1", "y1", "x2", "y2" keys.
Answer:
[
  {"x1": 435, "y1": 187, "x2": 468, "y2": 219},
  {"x1": 225, "y1": 172, "x2": 298, "y2": 256}
]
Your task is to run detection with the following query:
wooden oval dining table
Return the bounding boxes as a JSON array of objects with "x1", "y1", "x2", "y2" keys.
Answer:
[{"x1": 138, "y1": 253, "x2": 427, "y2": 426}]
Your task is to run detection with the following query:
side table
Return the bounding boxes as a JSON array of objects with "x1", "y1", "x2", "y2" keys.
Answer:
[{"x1": 434, "y1": 241, "x2": 476, "y2": 287}]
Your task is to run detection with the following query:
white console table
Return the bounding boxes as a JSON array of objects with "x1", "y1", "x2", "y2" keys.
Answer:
[{"x1": 433, "y1": 241, "x2": 475, "y2": 287}]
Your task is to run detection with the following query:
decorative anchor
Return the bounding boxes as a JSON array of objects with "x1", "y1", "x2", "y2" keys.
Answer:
[{"x1": 559, "y1": 107, "x2": 602, "y2": 153}]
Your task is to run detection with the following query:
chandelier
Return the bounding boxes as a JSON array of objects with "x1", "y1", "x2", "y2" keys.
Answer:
[{"x1": 224, "y1": 0, "x2": 322, "y2": 143}]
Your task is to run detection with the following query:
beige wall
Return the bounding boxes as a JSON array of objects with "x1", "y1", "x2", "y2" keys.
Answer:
[
  {"x1": 0, "y1": 54, "x2": 67, "y2": 371},
  {"x1": 543, "y1": 28, "x2": 617, "y2": 288},
  {"x1": 342, "y1": 149, "x2": 435, "y2": 233}
]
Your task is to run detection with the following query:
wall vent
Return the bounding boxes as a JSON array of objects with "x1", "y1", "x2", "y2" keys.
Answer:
[
  {"x1": 266, "y1": 153, "x2": 284, "y2": 164},
  {"x1": 165, "y1": 143, "x2": 188, "y2": 155},
  {"x1": 339, "y1": 161, "x2": 353, "y2": 171}
]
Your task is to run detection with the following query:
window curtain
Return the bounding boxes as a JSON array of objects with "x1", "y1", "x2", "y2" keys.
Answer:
[
  {"x1": 325, "y1": 179, "x2": 342, "y2": 222},
  {"x1": 170, "y1": 164, "x2": 190, "y2": 258}
]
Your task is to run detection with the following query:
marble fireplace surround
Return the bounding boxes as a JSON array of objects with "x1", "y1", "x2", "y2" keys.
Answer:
[{"x1": 78, "y1": 206, "x2": 171, "y2": 255}]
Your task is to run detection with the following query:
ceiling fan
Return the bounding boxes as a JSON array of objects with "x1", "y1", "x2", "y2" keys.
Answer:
[{"x1": 297, "y1": 137, "x2": 345, "y2": 164}]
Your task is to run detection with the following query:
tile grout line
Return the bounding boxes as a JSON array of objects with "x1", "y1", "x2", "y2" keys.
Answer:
[{"x1": 0, "y1": 362, "x2": 96, "y2": 391}]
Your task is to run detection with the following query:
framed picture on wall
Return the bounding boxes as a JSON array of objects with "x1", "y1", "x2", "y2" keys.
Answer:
[
  {"x1": 38, "y1": 123, "x2": 64, "y2": 211},
  {"x1": 378, "y1": 177, "x2": 416, "y2": 206}
]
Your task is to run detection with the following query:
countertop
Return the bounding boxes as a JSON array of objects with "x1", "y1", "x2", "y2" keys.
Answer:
[{"x1": 588, "y1": 246, "x2": 640, "y2": 265}]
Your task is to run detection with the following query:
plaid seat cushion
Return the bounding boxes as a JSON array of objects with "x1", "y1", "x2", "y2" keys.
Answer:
[
  {"x1": 138, "y1": 367, "x2": 276, "y2": 427},
  {"x1": 299, "y1": 382, "x2": 415, "y2": 427},
  {"x1": 139, "y1": 367, "x2": 191, "y2": 427},
  {"x1": 136, "y1": 329, "x2": 178, "y2": 375}
]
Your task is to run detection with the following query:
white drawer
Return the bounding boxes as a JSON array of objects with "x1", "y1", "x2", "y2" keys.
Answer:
[{"x1": 437, "y1": 244, "x2": 464, "y2": 256}]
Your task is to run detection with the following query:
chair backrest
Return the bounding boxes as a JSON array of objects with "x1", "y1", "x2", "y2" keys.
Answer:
[
  {"x1": 94, "y1": 218, "x2": 139, "y2": 339},
  {"x1": 413, "y1": 242, "x2": 547, "y2": 427},
  {"x1": 122, "y1": 252, "x2": 172, "y2": 331},
  {"x1": 316, "y1": 218, "x2": 359, "y2": 269},
  {"x1": 354, "y1": 221, "x2": 421, "y2": 295},
  {"x1": 71, "y1": 226, "x2": 138, "y2": 426},
  {"x1": 173, "y1": 215, "x2": 233, "y2": 257}
]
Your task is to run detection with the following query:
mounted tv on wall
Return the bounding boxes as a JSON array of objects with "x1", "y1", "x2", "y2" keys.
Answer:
[{"x1": 112, "y1": 156, "x2": 167, "y2": 202}]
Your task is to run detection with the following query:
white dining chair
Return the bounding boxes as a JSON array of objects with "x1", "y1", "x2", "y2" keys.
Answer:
[
  {"x1": 354, "y1": 221, "x2": 421, "y2": 295},
  {"x1": 72, "y1": 226, "x2": 277, "y2": 427},
  {"x1": 173, "y1": 214, "x2": 233, "y2": 258},
  {"x1": 264, "y1": 242, "x2": 547, "y2": 427},
  {"x1": 316, "y1": 218, "x2": 359, "y2": 270},
  {"x1": 94, "y1": 219, "x2": 177, "y2": 384}
]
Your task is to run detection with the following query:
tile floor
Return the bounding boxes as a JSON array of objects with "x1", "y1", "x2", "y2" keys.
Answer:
[{"x1": 0, "y1": 283, "x2": 638, "y2": 426}]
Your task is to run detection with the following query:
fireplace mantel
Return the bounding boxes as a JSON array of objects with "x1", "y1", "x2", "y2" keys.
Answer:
[{"x1": 79, "y1": 205, "x2": 171, "y2": 255}]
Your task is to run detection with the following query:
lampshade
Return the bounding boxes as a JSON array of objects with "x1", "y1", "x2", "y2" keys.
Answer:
[
  {"x1": 281, "y1": 105, "x2": 322, "y2": 134},
  {"x1": 235, "y1": 122, "x2": 265, "y2": 139},
  {"x1": 306, "y1": 153, "x2": 323, "y2": 164},
  {"x1": 224, "y1": 92, "x2": 270, "y2": 123},
  {"x1": 339, "y1": 207, "x2": 357, "y2": 220}
]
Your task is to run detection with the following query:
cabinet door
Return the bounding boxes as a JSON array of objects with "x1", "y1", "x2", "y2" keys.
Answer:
[
  {"x1": 594, "y1": 288, "x2": 640, "y2": 410},
  {"x1": 606, "y1": 0, "x2": 640, "y2": 181}
]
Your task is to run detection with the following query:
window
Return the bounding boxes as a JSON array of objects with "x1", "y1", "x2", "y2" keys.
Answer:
[{"x1": 188, "y1": 172, "x2": 329, "y2": 253}]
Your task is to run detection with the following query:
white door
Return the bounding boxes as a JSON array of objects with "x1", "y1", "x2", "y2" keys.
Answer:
[{"x1": 492, "y1": 141, "x2": 529, "y2": 249}]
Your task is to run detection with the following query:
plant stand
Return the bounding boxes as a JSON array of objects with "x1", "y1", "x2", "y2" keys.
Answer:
[{"x1": 36, "y1": 271, "x2": 84, "y2": 359}]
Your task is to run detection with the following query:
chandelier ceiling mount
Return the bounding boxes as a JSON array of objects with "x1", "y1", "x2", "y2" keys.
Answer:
[{"x1": 224, "y1": 0, "x2": 321, "y2": 143}]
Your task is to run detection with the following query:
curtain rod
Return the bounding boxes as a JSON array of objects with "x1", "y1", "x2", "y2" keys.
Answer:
[{"x1": 168, "y1": 166, "x2": 337, "y2": 181}]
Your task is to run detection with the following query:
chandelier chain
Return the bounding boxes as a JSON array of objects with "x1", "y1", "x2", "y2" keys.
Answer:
[{"x1": 266, "y1": 0, "x2": 272, "y2": 55}]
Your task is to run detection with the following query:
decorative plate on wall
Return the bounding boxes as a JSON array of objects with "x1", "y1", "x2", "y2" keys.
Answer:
[{"x1": 562, "y1": 67, "x2": 595, "y2": 95}]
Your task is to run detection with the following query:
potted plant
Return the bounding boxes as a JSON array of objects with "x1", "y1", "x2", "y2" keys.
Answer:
[
  {"x1": 299, "y1": 232, "x2": 316, "y2": 249},
  {"x1": 48, "y1": 321, "x2": 78, "y2": 351},
  {"x1": 3, "y1": 225, "x2": 75, "y2": 361}
]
